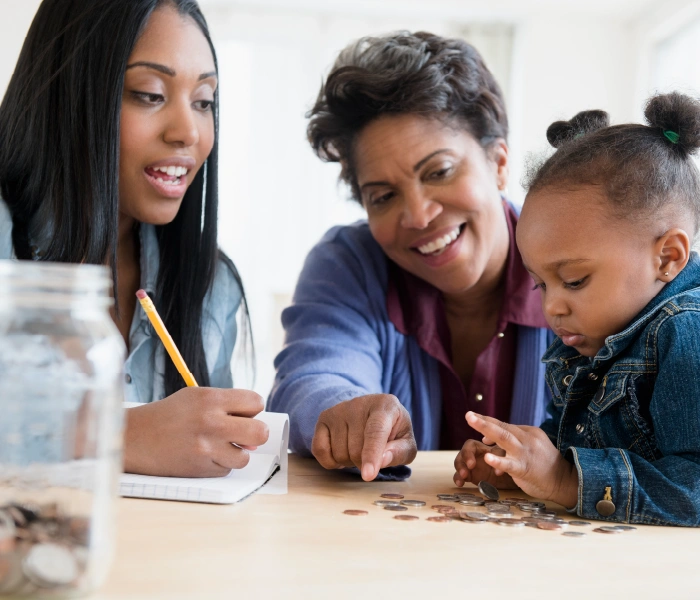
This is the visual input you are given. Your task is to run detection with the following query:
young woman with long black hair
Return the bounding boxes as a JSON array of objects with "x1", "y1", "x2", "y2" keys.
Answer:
[{"x1": 0, "y1": 0, "x2": 269, "y2": 476}]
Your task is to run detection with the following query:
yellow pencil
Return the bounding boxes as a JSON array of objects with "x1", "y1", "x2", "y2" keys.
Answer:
[{"x1": 135, "y1": 289, "x2": 198, "y2": 387}]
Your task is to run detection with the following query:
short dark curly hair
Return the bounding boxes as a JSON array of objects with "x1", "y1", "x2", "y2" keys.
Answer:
[
  {"x1": 306, "y1": 31, "x2": 508, "y2": 203},
  {"x1": 526, "y1": 92, "x2": 700, "y2": 234}
]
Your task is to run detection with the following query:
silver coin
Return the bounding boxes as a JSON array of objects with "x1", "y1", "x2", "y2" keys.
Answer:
[
  {"x1": 463, "y1": 512, "x2": 490, "y2": 521},
  {"x1": 23, "y1": 543, "x2": 79, "y2": 587},
  {"x1": 373, "y1": 500, "x2": 401, "y2": 507},
  {"x1": 538, "y1": 510, "x2": 557, "y2": 517},
  {"x1": 497, "y1": 518, "x2": 525, "y2": 527},
  {"x1": 530, "y1": 502, "x2": 546, "y2": 508},
  {"x1": 521, "y1": 516, "x2": 545, "y2": 523},
  {"x1": 486, "y1": 504, "x2": 510, "y2": 513},
  {"x1": 550, "y1": 518, "x2": 568, "y2": 525},
  {"x1": 517, "y1": 503, "x2": 535, "y2": 512},
  {"x1": 478, "y1": 481, "x2": 500, "y2": 501},
  {"x1": 437, "y1": 494, "x2": 458, "y2": 500},
  {"x1": 458, "y1": 499, "x2": 484, "y2": 506},
  {"x1": 400, "y1": 500, "x2": 426, "y2": 507},
  {"x1": 569, "y1": 521, "x2": 592, "y2": 526},
  {"x1": 614, "y1": 525, "x2": 637, "y2": 531},
  {"x1": 383, "y1": 505, "x2": 408, "y2": 512},
  {"x1": 562, "y1": 531, "x2": 586, "y2": 538}
]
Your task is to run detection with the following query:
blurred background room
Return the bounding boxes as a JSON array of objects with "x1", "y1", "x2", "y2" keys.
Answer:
[{"x1": 2, "y1": 0, "x2": 699, "y2": 396}]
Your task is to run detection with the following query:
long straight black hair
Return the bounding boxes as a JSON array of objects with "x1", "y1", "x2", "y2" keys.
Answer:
[{"x1": 0, "y1": 0, "x2": 252, "y2": 396}]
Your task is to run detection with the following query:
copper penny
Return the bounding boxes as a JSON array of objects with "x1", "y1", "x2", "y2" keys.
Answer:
[
  {"x1": 343, "y1": 510, "x2": 368, "y2": 516},
  {"x1": 393, "y1": 515, "x2": 419, "y2": 521},
  {"x1": 536, "y1": 521, "x2": 563, "y2": 531},
  {"x1": 593, "y1": 527, "x2": 623, "y2": 534},
  {"x1": 431, "y1": 505, "x2": 453, "y2": 511},
  {"x1": 427, "y1": 516, "x2": 451, "y2": 523},
  {"x1": 380, "y1": 493, "x2": 404, "y2": 500}
]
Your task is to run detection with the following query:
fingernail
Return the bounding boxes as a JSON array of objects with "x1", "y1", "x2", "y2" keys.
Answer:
[{"x1": 361, "y1": 464, "x2": 374, "y2": 481}]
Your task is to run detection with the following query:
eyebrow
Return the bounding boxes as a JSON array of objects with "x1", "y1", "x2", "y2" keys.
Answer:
[
  {"x1": 125, "y1": 61, "x2": 217, "y2": 81},
  {"x1": 359, "y1": 149, "x2": 451, "y2": 191},
  {"x1": 531, "y1": 258, "x2": 592, "y2": 272}
]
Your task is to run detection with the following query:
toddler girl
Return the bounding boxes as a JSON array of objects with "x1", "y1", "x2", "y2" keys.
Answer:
[{"x1": 453, "y1": 92, "x2": 700, "y2": 526}]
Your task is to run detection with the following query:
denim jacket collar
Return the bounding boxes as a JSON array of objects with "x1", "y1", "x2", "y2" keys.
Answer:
[{"x1": 543, "y1": 252, "x2": 700, "y2": 368}]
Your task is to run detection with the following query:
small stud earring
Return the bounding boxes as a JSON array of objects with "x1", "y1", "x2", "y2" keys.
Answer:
[{"x1": 664, "y1": 271, "x2": 670, "y2": 276}]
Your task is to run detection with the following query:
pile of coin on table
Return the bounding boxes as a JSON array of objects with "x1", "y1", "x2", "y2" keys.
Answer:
[
  {"x1": 0, "y1": 502, "x2": 90, "y2": 596},
  {"x1": 343, "y1": 481, "x2": 637, "y2": 537}
]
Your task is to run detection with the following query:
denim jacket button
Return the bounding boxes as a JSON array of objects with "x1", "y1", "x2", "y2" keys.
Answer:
[
  {"x1": 576, "y1": 423, "x2": 585, "y2": 433},
  {"x1": 563, "y1": 375, "x2": 573, "y2": 386},
  {"x1": 596, "y1": 486, "x2": 616, "y2": 516},
  {"x1": 124, "y1": 374, "x2": 132, "y2": 384},
  {"x1": 587, "y1": 373, "x2": 598, "y2": 381}
]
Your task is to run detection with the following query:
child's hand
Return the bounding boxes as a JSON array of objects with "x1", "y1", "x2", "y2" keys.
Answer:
[
  {"x1": 453, "y1": 439, "x2": 517, "y2": 489},
  {"x1": 465, "y1": 411, "x2": 579, "y2": 508}
]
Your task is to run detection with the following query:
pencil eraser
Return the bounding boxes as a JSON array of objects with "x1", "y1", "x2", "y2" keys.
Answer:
[{"x1": 135, "y1": 289, "x2": 147, "y2": 300}]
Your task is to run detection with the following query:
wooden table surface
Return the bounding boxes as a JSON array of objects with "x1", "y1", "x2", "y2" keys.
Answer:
[{"x1": 90, "y1": 452, "x2": 700, "y2": 600}]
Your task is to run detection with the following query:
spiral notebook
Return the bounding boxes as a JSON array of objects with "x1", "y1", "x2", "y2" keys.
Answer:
[{"x1": 119, "y1": 411, "x2": 289, "y2": 504}]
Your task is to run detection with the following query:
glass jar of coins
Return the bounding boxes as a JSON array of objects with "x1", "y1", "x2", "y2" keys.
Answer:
[{"x1": 0, "y1": 261, "x2": 125, "y2": 597}]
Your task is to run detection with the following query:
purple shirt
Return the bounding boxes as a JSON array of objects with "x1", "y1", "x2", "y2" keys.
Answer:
[{"x1": 386, "y1": 203, "x2": 548, "y2": 449}]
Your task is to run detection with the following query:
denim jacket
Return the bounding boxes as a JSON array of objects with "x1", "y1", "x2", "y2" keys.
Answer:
[
  {"x1": 0, "y1": 198, "x2": 242, "y2": 403},
  {"x1": 540, "y1": 252, "x2": 700, "y2": 526}
]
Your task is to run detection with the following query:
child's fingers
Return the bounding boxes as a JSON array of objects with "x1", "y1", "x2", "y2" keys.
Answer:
[
  {"x1": 466, "y1": 412, "x2": 523, "y2": 452},
  {"x1": 483, "y1": 451, "x2": 519, "y2": 475}
]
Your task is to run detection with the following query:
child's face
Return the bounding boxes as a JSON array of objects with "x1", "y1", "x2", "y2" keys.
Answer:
[{"x1": 516, "y1": 185, "x2": 664, "y2": 357}]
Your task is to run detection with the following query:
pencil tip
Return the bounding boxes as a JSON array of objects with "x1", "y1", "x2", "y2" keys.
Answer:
[{"x1": 135, "y1": 289, "x2": 147, "y2": 300}]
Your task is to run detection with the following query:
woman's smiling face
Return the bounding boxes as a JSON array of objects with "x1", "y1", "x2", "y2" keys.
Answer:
[
  {"x1": 119, "y1": 5, "x2": 216, "y2": 225},
  {"x1": 354, "y1": 113, "x2": 510, "y2": 296}
]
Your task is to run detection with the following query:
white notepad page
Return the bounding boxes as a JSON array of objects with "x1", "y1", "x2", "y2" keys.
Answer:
[{"x1": 119, "y1": 409, "x2": 289, "y2": 504}]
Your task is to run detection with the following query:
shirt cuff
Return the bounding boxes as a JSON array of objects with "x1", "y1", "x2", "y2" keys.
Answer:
[{"x1": 566, "y1": 446, "x2": 634, "y2": 522}]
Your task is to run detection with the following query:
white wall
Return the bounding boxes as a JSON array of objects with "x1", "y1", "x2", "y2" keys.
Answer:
[{"x1": 0, "y1": 0, "x2": 42, "y2": 94}]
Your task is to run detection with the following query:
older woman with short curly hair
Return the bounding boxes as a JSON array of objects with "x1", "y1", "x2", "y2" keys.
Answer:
[{"x1": 269, "y1": 31, "x2": 553, "y2": 481}]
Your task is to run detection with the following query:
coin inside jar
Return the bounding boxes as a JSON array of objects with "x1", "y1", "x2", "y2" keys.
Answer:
[
  {"x1": 383, "y1": 505, "x2": 408, "y2": 512},
  {"x1": 23, "y1": 543, "x2": 79, "y2": 588},
  {"x1": 380, "y1": 493, "x2": 404, "y2": 500},
  {"x1": 399, "y1": 500, "x2": 426, "y2": 507},
  {"x1": 393, "y1": 515, "x2": 419, "y2": 521},
  {"x1": 0, "y1": 510, "x2": 16, "y2": 553},
  {"x1": 478, "y1": 481, "x2": 500, "y2": 501},
  {"x1": 343, "y1": 510, "x2": 368, "y2": 516}
]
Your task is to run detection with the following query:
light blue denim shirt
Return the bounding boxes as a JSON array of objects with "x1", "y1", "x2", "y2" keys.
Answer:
[{"x1": 0, "y1": 198, "x2": 242, "y2": 403}]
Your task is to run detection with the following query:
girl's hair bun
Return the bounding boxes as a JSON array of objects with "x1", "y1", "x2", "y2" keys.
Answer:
[
  {"x1": 644, "y1": 92, "x2": 700, "y2": 155},
  {"x1": 546, "y1": 110, "x2": 609, "y2": 148}
]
